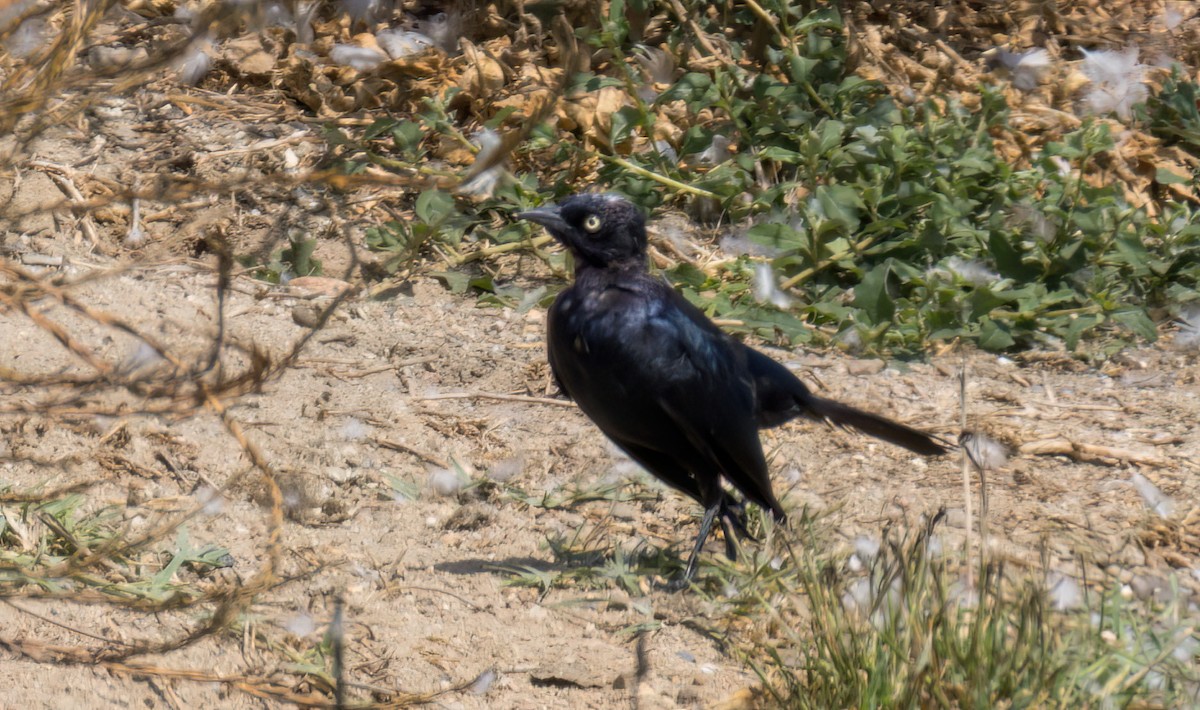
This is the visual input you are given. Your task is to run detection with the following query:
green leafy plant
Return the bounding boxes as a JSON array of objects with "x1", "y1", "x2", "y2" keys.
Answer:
[
  {"x1": 239, "y1": 234, "x2": 324, "y2": 284},
  {"x1": 341, "y1": 2, "x2": 1199, "y2": 356},
  {"x1": 1143, "y1": 69, "x2": 1200, "y2": 152},
  {"x1": 1, "y1": 495, "x2": 229, "y2": 604}
]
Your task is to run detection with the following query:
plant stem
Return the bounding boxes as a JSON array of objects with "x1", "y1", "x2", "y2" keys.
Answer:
[{"x1": 601, "y1": 155, "x2": 720, "y2": 199}]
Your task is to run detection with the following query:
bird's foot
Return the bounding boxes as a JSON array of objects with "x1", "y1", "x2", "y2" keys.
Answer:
[
  {"x1": 664, "y1": 576, "x2": 692, "y2": 593},
  {"x1": 719, "y1": 499, "x2": 758, "y2": 551}
]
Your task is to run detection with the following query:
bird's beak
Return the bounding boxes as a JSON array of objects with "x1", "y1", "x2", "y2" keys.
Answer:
[{"x1": 515, "y1": 206, "x2": 569, "y2": 237}]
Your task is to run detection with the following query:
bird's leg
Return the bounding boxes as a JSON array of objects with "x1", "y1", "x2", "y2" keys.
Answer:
[
  {"x1": 720, "y1": 497, "x2": 757, "y2": 542},
  {"x1": 719, "y1": 515, "x2": 740, "y2": 561},
  {"x1": 681, "y1": 501, "x2": 721, "y2": 584}
]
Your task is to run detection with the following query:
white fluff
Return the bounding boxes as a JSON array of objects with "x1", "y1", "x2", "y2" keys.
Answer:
[
  {"x1": 459, "y1": 129, "x2": 506, "y2": 198},
  {"x1": 282, "y1": 612, "x2": 318, "y2": 637},
  {"x1": 925, "y1": 534, "x2": 943, "y2": 557},
  {"x1": 3, "y1": 15, "x2": 46, "y2": 59},
  {"x1": 295, "y1": 1, "x2": 318, "y2": 45},
  {"x1": 488, "y1": 456, "x2": 524, "y2": 482},
  {"x1": 1160, "y1": 5, "x2": 1187, "y2": 31},
  {"x1": 752, "y1": 263, "x2": 793, "y2": 309},
  {"x1": 696, "y1": 135, "x2": 731, "y2": 165},
  {"x1": 1012, "y1": 203, "x2": 1058, "y2": 242},
  {"x1": 1130, "y1": 472, "x2": 1174, "y2": 518},
  {"x1": 853, "y1": 536, "x2": 881, "y2": 563},
  {"x1": 836, "y1": 327, "x2": 863, "y2": 353},
  {"x1": 1079, "y1": 48, "x2": 1148, "y2": 120},
  {"x1": 1175, "y1": 304, "x2": 1200, "y2": 350},
  {"x1": 992, "y1": 48, "x2": 1052, "y2": 91},
  {"x1": 330, "y1": 43, "x2": 387, "y2": 71},
  {"x1": 719, "y1": 230, "x2": 780, "y2": 258},
  {"x1": 949, "y1": 256, "x2": 998, "y2": 286},
  {"x1": 196, "y1": 485, "x2": 224, "y2": 516},
  {"x1": 340, "y1": 0, "x2": 379, "y2": 24},
  {"x1": 340, "y1": 417, "x2": 369, "y2": 441},
  {"x1": 634, "y1": 45, "x2": 676, "y2": 85},
  {"x1": 841, "y1": 577, "x2": 873, "y2": 616},
  {"x1": 376, "y1": 29, "x2": 434, "y2": 59},
  {"x1": 931, "y1": 256, "x2": 999, "y2": 287},
  {"x1": 652, "y1": 139, "x2": 678, "y2": 164},
  {"x1": 419, "y1": 12, "x2": 459, "y2": 53},
  {"x1": 123, "y1": 341, "x2": 165, "y2": 373},
  {"x1": 1047, "y1": 572, "x2": 1083, "y2": 611},
  {"x1": 469, "y1": 669, "x2": 496, "y2": 695},
  {"x1": 428, "y1": 467, "x2": 464, "y2": 496},
  {"x1": 849, "y1": 536, "x2": 880, "y2": 571},
  {"x1": 842, "y1": 576, "x2": 901, "y2": 629},
  {"x1": 961, "y1": 431, "x2": 1008, "y2": 470},
  {"x1": 177, "y1": 41, "x2": 212, "y2": 85},
  {"x1": 124, "y1": 198, "x2": 146, "y2": 246},
  {"x1": 261, "y1": 1, "x2": 292, "y2": 28},
  {"x1": 472, "y1": 129, "x2": 502, "y2": 168}
]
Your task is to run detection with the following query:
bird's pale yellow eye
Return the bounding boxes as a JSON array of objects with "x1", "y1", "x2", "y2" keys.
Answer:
[{"x1": 583, "y1": 214, "x2": 602, "y2": 233}]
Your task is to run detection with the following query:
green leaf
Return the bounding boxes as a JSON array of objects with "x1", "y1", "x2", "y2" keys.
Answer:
[
  {"x1": 816, "y1": 184, "x2": 862, "y2": 233},
  {"x1": 282, "y1": 237, "x2": 321, "y2": 277},
  {"x1": 977, "y1": 317, "x2": 1015, "y2": 351},
  {"x1": 747, "y1": 222, "x2": 804, "y2": 250},
  {"x1": 363, "y1": 117, "x2": 398, "y2": 141},
  {"x1": 669, "y1": 262, "x2": 710, "y2": 289},
  {"x1": 390, "y1": 120, "x2": 425, "y2": 154},
  {"x1": 658, "y1": 72, "x2": 715, "y2": 105},
  {"x1": 788, "y1": 55, "x2": 818, "y2": 83},
  {"x1": 1064, "y1": 313, "x2": 1103, "y2": 350},
  {"x1": 853, "y1": 261, "x2": 895, "y2": 323},
  {"x1": 610, "y1": 106, "x2": 642, "y2": 146},
  {"x1": 430, "y1": 271, "x2": 469, "y2": 294},
  {"x1": 415, "y1": 189, "x2": 456, "y2": 225},
  {"x1": 1110, "y1": 308, "x2": 1158, "y2": 342},
  {"x1": 759, "y1": 146, "x2": 803, "y2": 163},
  {"x1": 1155, "y1": 167, "x2": 1191, "y2": 184},
  {"x1": 814, "y1": 120, "x2": 846, "y2": 154}
]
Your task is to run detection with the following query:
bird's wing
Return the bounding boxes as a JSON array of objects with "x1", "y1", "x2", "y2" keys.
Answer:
[
  {"x1": 633, "y1": 287, "x2": 785, "y2": 517},
  {"x1": 547, "y1": 277, "x2": 783, "y2": 517},
  {"x1": 544, "y1": 309, "x2": 572, "y2": 400}
]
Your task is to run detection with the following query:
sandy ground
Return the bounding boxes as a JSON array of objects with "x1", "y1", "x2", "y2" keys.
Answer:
[{"x1": 2, "y1": 85, "x2": 1199, "y2": 710}]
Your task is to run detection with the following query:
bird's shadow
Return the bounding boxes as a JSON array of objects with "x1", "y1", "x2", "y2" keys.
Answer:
[
  {"x1": 434, "y1": 556, "x2": 557, "y2": 576},
  {"x1": 434, "y1": 538, "x2": 694, "y2": 594}
]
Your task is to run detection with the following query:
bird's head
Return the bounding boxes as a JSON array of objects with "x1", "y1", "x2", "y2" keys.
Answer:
[{"x1": 516, "y1": 193, "x2": 647, "y2": 269}]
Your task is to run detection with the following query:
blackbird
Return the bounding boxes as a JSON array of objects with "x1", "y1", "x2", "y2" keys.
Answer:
[{"x1": 518, "y1": 193, "x2": 947, "y2": 583}]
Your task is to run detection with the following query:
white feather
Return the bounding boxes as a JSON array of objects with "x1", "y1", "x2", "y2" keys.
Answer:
[
  {"x1": 1130, "y1": 472, "x2": 1174, "y2": 518},
  {"x1": 752, "y1": 263, "x2": 793, "y2": 309},
  {"x1": 419, "y1": 12, "x2": 459, "y2": 53},
  {"x1": 376, "y1": 29, "x2": 434, "y2": 59},
  {"x1": 1079, "y1": 47, "x2": 1148, "y2": 120},
  {"x1": 634, "y1": 45, "x2": 675, "y2": 85},
  {"x1": 330, "y1": 44, "x2": 387, "y2": 71},
  {"x1": 992, "y1": 48, "x2": 1052, "y2": 91},
  {"x1": 696, "y1": 135, "x2": 730, "y2": 165},
  {"x1": 1176, "y1": 304, "x2": 1200, "y2": 350}
]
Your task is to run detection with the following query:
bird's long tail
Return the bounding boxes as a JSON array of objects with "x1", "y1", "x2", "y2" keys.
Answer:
[
  {"x1": 801, "y1": 395, "x2": 950, "y2": 456},
  {"x1": 745, "y1": 347, "x2": 949, "y2": 456}
]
